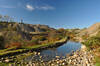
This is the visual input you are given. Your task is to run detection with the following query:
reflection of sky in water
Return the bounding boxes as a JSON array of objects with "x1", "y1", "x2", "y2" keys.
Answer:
[
  {"x1": 57, "y1": 41, "x2": 81, "y2": 56},
  {"x1": 26, "y1": 41, "x2": 82, "y2": 61},
  {"x1": 39, "y1": 41, "x2": 81, "y2": 61}
]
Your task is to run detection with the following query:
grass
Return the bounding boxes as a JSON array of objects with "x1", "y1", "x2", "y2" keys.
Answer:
[
  {"x1": 25, "y1": 43, "x2": 52, "y2": 49},
  {"x1": 95, "y1": 63, "x2": 100, "y2": 66},
  {"x1": 94, "y1": 56, "x2": 100, "y2": 66},
  {"x1": 0, "y1": 62, "x2": 9, "y2": 66},
  {"x1": 0, "y1": 49, "x2": 26, "y2": 56},
  {"x1": 0, "y1": 62, "x2": 21, "y2": 66},
  {"x1": 24, "y1": 37, "x2": 67, "y2": 49}
]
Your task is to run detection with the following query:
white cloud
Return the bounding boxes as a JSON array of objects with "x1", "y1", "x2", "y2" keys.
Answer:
[
  {"x1": 36, "y1": 5, "x2": 55, "y2": 10},
  {"x1": 26, "y1": 4, "x2": 35, "y2": 11},
  {"x1": 26, "y1": 4, "x2": 55, "y2": 11}
]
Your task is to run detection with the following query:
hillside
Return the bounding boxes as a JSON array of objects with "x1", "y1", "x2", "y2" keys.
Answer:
[
  {"x1": 0, "y1": 22, "x2": 55, "y2": 40},
  {"x1": 79, "y1": 22, "x2": 100, "y2": 37},
  {"x1": 0, "y1": 22, "x2": 55, "y2": 33},
  {"x1": 0, "y1": 22, "x2": 67, "y2": 49},
  {"x1": 81, "y1": 23, "x2": 100, "y2": 66}
]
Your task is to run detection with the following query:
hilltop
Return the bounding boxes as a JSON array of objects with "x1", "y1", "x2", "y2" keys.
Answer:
[{"x1": 0, "y1": 22, "x2": 55, "y2": 40}]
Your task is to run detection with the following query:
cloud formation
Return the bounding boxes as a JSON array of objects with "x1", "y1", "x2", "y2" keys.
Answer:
[
  {"x1": 26, "y1": 4, "x2": 35, "y2": 11},
  {"x1": 36, "y1": 5, "x2": 55, "y2": 10},
  {"x1": 26, "y1": 4, "x2": 55, "y2": 11}
]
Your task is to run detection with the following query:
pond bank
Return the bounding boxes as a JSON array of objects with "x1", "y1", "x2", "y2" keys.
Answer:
[
  {"x1": 22, "y1": 45, "x2": 95, "y2": 66},
  {"x1": 67, "y1": 45, "x2": 95, "y2": 66},
  {"x1": 0, "y1": 45, "x2": 95, "y2": 66},
  {"x1": 0, "y1": 37, "x2": 68, "y2": 58}
]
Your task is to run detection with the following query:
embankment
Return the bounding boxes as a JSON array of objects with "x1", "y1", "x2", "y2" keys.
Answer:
[{"x1": 0, "y1": 37, "x2": 68, "y2": 58}]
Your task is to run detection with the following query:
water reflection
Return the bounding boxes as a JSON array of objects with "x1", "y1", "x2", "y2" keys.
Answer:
[{"x1": 26, "y1": 40, "x2": 81, "y2": 61}]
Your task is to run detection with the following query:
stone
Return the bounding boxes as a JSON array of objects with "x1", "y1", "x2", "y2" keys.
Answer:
[
  {"x1": 55, "y1": 56, "x2": 60, "y2": 58},
  {"x1": 5, "y1": 59, "x2": 10, "y2": 63},
  {"x1": 38, "y1": 52, "x2": 40, "y2": 55}
]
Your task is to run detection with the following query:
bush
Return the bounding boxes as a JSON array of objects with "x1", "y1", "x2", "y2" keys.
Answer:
[
  {"x1": 26, "y1": 43, "x2": 35, "y2": 47},
  {"x1": 0, "y1": 36, "x2": 4, "y2": 49},
  {"x1": 83, "y1": 36, "x2": 100, "y2": 49},
  {"x1": 5, "y1": 42, "x2": 22, "y2": 48},
  {"x1": 39, "y1": 36, "x2": 47, "y2": 41}
]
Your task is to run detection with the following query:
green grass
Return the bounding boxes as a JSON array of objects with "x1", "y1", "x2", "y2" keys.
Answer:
[
  {"x1": 95, "y1": 56, "x2": 100, "y2": 64},
  {"x1": 24, "y1": 42, "x2": 53, "y2": 49},
  {"x1": 0, "y1": 62, "x2": 20, "y2": 66},
  {"x1": 95, "y1": 63, "x2": 100, "y2": 66},
  {"x1": 0, "y1": 62, "x2": 9, "y2": 66},
  {"x1": 24, "y1": 37, "x2": 67, "y2": 49},
  {"x1": 0, "y1": 49, "x2": 26, "y2": 56}
]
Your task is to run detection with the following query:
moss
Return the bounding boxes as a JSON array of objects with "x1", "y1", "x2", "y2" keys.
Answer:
[
  {"x1": 0, "y1": 62, "x2": 20, "y2": 66},
  {"x1": 95, "y1": 63, "x2": 100, "y2": 66},
  {"x1": 0, "y1": 62, "x2": 9, "y2": 66},
  {"x1": 95, "y1": 56, "x2": 100, "y2": 63}
]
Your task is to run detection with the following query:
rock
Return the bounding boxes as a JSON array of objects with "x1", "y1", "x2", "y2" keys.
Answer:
[
  {"x1": 62, "y1": 63, "x2": 65, "y2": 65},
  {"x1": 34, "y1": 52, "x2": 37, "y2": 55},
  {"x1": 55, "y1": 56, "x2": 60, "y2": 58},
  {"x1": 38, "y1": 52, "x2": 40, "y2": 55},
  {"x1": 5, "y1": 59, "x2": 9, "y2": 63}
]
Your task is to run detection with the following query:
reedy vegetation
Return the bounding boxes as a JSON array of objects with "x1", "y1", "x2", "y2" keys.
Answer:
[{"x1": 82, "y1": 31, "x2": 100, "y2": 66}]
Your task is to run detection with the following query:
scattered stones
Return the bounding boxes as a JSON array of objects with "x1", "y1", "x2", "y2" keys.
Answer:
[
  {"x1": 0, "y1": 48, "x2": 95, "y2": 66},
  {"x1": 66, "y1": 49, "x2": 95, "y2": 66}
]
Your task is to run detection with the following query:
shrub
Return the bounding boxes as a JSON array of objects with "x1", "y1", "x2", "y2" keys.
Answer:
[
  {"x1": 83, "y1": 36, "x2": 100, "y2": 49},
  {"x1": 38, "y1": 36, "x2": 47, "y2": 41},
  {"x1": 0, "y1": 36, "x2": 4, "y2": 49},
  {"x1": 26, "y1": 43, "x2": 35, "y2": 47},
  {"x1": 5, "y1": 42, "x2": 22, "y2": 48}
]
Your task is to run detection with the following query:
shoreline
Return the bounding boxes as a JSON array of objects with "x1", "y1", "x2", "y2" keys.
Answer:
[
  {"x1": 0, "y1": 38, "x2": 95, "y2": 66},
  {"x1": 66, "y1": 45, "x2": 95, "y2": 66},
  {"x1": 0, "y1": 37, "x2": 68, "y2": 58},
  {"x1": 24, "y1": 45, "x2": 95, "y2": 66},
  {"x1": 0, "y1": 44, "x2": 94, "y2": 66}
]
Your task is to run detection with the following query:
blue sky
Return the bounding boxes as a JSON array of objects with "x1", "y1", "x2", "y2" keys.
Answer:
[{"x1": 0, "y1": 0, "x2": 100, "y2": 29}]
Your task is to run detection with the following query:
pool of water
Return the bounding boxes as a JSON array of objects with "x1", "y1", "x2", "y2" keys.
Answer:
[{"x1": 25, "y1": 40, "x2": 82, "y2": 61}]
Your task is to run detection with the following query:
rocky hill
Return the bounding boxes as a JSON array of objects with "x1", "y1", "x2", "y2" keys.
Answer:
[
  {"x1": 0, "y1": 22, "x2": 55, "y2": 41},
  {"x1": 79, "y1": 22, "x2": 100, "y2": 37}
]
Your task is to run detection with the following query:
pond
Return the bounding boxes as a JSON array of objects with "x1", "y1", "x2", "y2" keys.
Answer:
[{"x1": 25, "y1": 40, "x2": 82, "y2": 61}]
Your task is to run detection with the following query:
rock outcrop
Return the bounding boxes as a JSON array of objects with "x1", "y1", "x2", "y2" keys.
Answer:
[{"x1": 0, "y1": 22, "x2": 55, "y2": 40}]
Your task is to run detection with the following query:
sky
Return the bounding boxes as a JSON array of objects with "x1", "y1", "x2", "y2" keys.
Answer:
[{"x1": 0, "y1": 0, "x2": 100, "y2": 29}]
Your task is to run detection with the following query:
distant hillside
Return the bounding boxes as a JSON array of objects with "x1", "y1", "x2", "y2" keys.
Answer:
[
  {"x1": 0, "y1": 22, "x2": 55, "y2": 32},
  {"x1": 0, "y1": 21, "x2": 68, "y2": 49},
  {"x1": 79, "y1": 22, "x2": 100, "y2": 37},
  {"x1": 0, "y1": 22, "x2": 56, "y2": 41}
]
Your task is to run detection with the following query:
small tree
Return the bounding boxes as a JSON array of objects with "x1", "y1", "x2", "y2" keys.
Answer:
[
  {"x1": 4, "y1": 15, "x2": 10, "y2": 22},
  {"x1": 9, "y1": 17, "x2": 14, "y2": 22},
  {"x1": 0, "y1": 36, "x2": 4, "y2": 49},
  {"x1": 0, "y1": 15, "x2": 2, "y2": 21}
]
